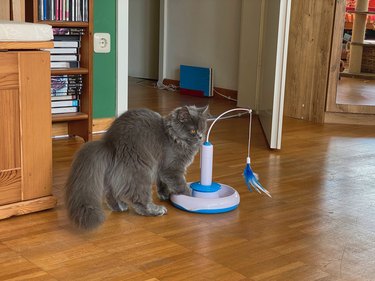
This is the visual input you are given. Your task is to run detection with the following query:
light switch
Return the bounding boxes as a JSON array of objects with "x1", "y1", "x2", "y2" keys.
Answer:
[{"x1": 94, "y1": 33, "x2": 111, "y2": 53}]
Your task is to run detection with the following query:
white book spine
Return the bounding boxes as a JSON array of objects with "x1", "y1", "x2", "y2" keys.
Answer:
[
  {"x1": 47, "y1": 48, "x2": 78, "y2": 54},
  {"x1": 51, "y1": 100, "x2": 79, "y2": 107},
  {"x1": 51, "y1": 55, "x2": 78, "y2": 61},
  {"x1": 52, "y1": 106, "x2": 78, "y2": 114},
  {"x1": 53, "y1": 41, "x2": 80, "y2": 48}
]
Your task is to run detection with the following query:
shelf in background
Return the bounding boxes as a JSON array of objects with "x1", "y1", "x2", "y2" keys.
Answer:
[
  {"x1": 351, "y1": 41, "x2": 375, "y2": 46},
  {"x1": 51, "y1": 68, "x2": 89, "y2": 75},
  {"x1": 345, "y1": 21, "x2": 375, "y2": 30},
  {"x1": 37, "y1": 21, "x2": 89, "y2": 27},
  {"x1": 347, "y1": 10, "x2": 375, "y2": 15},
  {"x1": 341, "y1": 70, "x2": 375, "y2": 80},
  {"x1": 52, "y1": 112, "x2": 89, "y2": 122}
]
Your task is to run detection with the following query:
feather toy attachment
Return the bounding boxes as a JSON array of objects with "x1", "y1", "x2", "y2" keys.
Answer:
[
  {"x1": 243, "y1": 157, "x2": 271, "y2": 197},
  {"x1": 206, "y1": 108, "x2": 271, "y2": 198},
  {"x1": 243, "y1": 110, "x2": 271, "y2": 198}
]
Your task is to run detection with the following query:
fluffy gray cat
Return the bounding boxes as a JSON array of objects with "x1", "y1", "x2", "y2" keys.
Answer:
[{"x1": 65, "y1": 105, "x2": 209, "y2": 230}]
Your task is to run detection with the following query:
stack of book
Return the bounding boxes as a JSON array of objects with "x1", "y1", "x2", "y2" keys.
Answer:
[
  {"x1": 49, "y1": 27, "x2": 83, "y2": 69},
  {"x1": 51, "y1": 74, "x2": 83, "y2": 114},
  {"x1": 39, "y1": 0, "x2": 89, "y2": 21}
]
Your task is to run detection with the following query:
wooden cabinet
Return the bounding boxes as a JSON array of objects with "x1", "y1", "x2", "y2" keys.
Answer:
[
  {"x1": 0, "y1": 42, "x2": 57, "y2": 220},
  {"x1": 26, "y1": 0, "x2": 93, "y2": 141}
]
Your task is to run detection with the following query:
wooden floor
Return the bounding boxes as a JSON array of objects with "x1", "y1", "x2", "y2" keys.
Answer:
[
  {"x1": 1, "y1": 78, "x2": 375, "y2": 280},
  {"x1": 337, "y1": 76, "x2": 375, "y2": 106}
]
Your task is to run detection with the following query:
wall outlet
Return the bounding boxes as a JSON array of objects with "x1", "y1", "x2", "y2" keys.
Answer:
[{"x1": 94, "y1": 33, "x2": 111, "y2": 53}]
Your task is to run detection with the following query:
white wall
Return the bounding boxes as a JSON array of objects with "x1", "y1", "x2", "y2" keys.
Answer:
[
  {"x1": 165, "y1": 0, "x2": 242, "y2": 90},
  {"x1": 237, "y1": 0, "x2": 262, "y2": 109},
  {"x1": 128, "y1": 0, "x2": 160, "y2": 79}
]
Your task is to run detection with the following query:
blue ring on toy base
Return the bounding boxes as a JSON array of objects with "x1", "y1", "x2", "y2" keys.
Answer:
[
  {"x1": 190, "y1": 181, "x2": 221, "y2": 192},
  {"x1": 170, "y1": 183, "x2": 240, "y2": 214}
]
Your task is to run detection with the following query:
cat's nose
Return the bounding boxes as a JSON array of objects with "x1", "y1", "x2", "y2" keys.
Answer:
[{"x1": 198, "y1": 133, "x2": 203, "y2": 140}]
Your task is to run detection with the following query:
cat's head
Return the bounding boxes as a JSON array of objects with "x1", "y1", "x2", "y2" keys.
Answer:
[{"x1": 165, "y1": 105, "x2": 210, "y2": 146}]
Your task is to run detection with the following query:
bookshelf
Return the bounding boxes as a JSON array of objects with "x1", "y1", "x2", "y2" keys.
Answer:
[{"x1": 26, "y1": 0, "x2": 93, "y2": 141}]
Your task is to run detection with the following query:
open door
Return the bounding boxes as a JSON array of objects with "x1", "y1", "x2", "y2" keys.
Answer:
[
  {"x1": 257, "y1": 0, "x2": 291, "y2": 149},
  {"x1": 237, "y1": 0, "x2": 291, "y2": 149}
]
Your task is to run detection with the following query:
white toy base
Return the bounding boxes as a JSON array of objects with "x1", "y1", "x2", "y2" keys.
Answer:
[{"x1": 170, "y1": 182, "x2": 240, "y2": 214}]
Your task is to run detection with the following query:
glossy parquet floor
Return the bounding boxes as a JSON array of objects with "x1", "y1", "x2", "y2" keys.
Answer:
[
  {"x1": 337, "y1": 77, "x2": 375, "y2": 106},
  {"x1": 1, "y1": 78, "x2": 375, "y2": 280}
]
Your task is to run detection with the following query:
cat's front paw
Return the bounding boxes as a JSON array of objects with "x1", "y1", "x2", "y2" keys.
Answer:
[
  {"x1": 158, "y1": 192, "x2": 170, "y2": 201},
  {"x1": 154, "y1": 205, "x2": 168, "y2": 216},
  {"x1": 148, "y1": 204, "x2": 168, "y2": 216},
  {"x1": 174, "y1": 185, "x2": 192, "y2": 196}
]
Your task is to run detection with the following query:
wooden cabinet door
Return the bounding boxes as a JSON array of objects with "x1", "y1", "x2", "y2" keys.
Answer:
[
  {"x1": 0, "y1": 53, "x2": 22, "y2": 205},
  {"x1": 0, "y1": 51, "x2": 52, "y2": 205}
]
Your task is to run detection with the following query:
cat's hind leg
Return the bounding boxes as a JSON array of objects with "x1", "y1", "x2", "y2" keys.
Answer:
[
  {"x1": 130, "y1": 184, "x2": 167, "y2": 216},
  {"x1": 105, "y1": 189, "x2": 128, "y2": 212},
  {"x1": 117, "y1": 166, "x2": 167, "y2": 216}
]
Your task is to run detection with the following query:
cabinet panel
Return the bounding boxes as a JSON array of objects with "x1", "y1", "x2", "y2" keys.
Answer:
[
  {"x1": 0, "y1": 89, "x2": 20, "y2": 171},
  {"x1": 19, "y1": 52, "x2": 52, "y2": 200},
  {"x1": 0, "y1": 53, "x2": 21, "y2": 205},
  {"x1": 0, "y1": 169, "x2": 21, "y2": 205},
  {"x1": 0, "y1": 53, "x2": 18, "y2": 75}
]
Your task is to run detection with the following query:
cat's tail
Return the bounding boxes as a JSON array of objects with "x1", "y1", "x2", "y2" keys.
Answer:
[{"x1": 65, "y1": 140, "x2": 111, "y2": 231}]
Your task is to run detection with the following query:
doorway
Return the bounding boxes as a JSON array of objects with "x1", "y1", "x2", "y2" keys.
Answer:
[
  {"x1": 326, "y1": 0, "x2": 375, "y2": 118},
  {"x1": 128, "y1": 0, "x2": 160, "y2": 80}
]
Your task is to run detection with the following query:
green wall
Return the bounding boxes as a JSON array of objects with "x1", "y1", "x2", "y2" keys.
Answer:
[{"x1": 93, "y1": 0, "x2": 117, "y2": 118}]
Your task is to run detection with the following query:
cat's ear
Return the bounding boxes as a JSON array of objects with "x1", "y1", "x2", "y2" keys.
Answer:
[
  {"x1": 202, "y1": 105, "x2": 209, "y2": 114},
  {"x1": 199, "y1": 105, "x2": 210, "y2": 117},
  {"x1": 177, "y1": 106, "x2": 191, "y2": 123}
]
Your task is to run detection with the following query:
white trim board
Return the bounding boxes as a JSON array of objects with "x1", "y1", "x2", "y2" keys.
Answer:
[
  {"x1": 158, "y1": 0, "x2": 167, "y2": 84},
  {"x1": 116, "y1": 0, "x2": 128, "y2": 116}
]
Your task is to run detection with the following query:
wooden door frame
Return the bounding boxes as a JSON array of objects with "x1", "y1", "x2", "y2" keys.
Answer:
[
  {"x1": 116, "y1": 0, "x2": 129, "y2": 117},
  {"x1": 325, "y1": 0, "x2": 375, "y2": 124}
]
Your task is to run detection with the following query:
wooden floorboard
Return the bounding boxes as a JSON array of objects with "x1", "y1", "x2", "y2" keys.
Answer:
[
  {"x1": 1, "y1": 78, "x2": 375, "y2": 280},
  {"x1": 337, "y1": 76, "x2": 375, "y2": 106}
]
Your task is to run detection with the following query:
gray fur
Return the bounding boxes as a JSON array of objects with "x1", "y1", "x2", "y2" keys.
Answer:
[{"x1": 65, "y1": 105, "x2": 209, "y2": 230}]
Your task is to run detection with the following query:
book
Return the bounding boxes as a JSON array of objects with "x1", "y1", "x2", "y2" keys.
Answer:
[
  {"x1": 60, "y1": 0, "x2": 64, "y2": 21},
  {"x1": 54, "y1": 35, "x2": 81, "y2": 41},
  {"x1": 66, "y1": 0, "x2": 70, "y2": 20},
  {"x1": 51, "y1": 94, "x2": 78, "y2": 101},
  {"x1": 48, "y1": 48, "x2": 78, "y2": 54},
  {"x1": 82, "y1": 0, "x2": 88, "y2": 21},
  {"x1": 51, "y1": 54, "x2": 79, "y2": 62},
  {"x1": 51, "y1": 61, "x2": 80, "y2": 69},
  {"x1": 39, "y1": 0, "x2": 43, "y2": 20},
  {"x1": 53, "y1": 41, "x2": 80, "y2": 48},
  {"x1": 180, "y1": 65, "x2": 213, "y2": 97},
  {"x1": 51, "y1": 99, "x2": 79, "y2": 108},
  {"x1": 51, "y1": 75, "x2": 83, "y2": 94},
  {"x1": 51, "y1": 74, "x2": 83, "y2": 81},
  {"x1": 51, "y1": 89, "x2": 82, "y2": 96},
  {"x1": 52, "y1": 106, "x2": 79, "y2": 114},
  {"x1": 43, "y1": 0, "x2": 47, "y2": 20},
  {"x1": 53, "y1": 27, "x2": 85, "y2": 35}
]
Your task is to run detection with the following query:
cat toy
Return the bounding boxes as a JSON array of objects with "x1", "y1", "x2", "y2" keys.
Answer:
[{"x1": 170, "y1": 108, "x2": 271, "y2": 214}]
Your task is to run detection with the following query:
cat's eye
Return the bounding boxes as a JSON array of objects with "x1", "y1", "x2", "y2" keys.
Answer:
[{"x1": 190, "y1": 129, "x2": 196, "y2": 135}]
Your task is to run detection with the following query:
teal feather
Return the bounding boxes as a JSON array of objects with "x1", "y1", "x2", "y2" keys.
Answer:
[{"x1": 244, "y1": 163, "x2": 271, "y2": 197}]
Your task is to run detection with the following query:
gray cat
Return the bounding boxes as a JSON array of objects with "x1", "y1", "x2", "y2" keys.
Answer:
[{"x1": 65, "y1": 105, "x2": 209, "y2": 230}]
